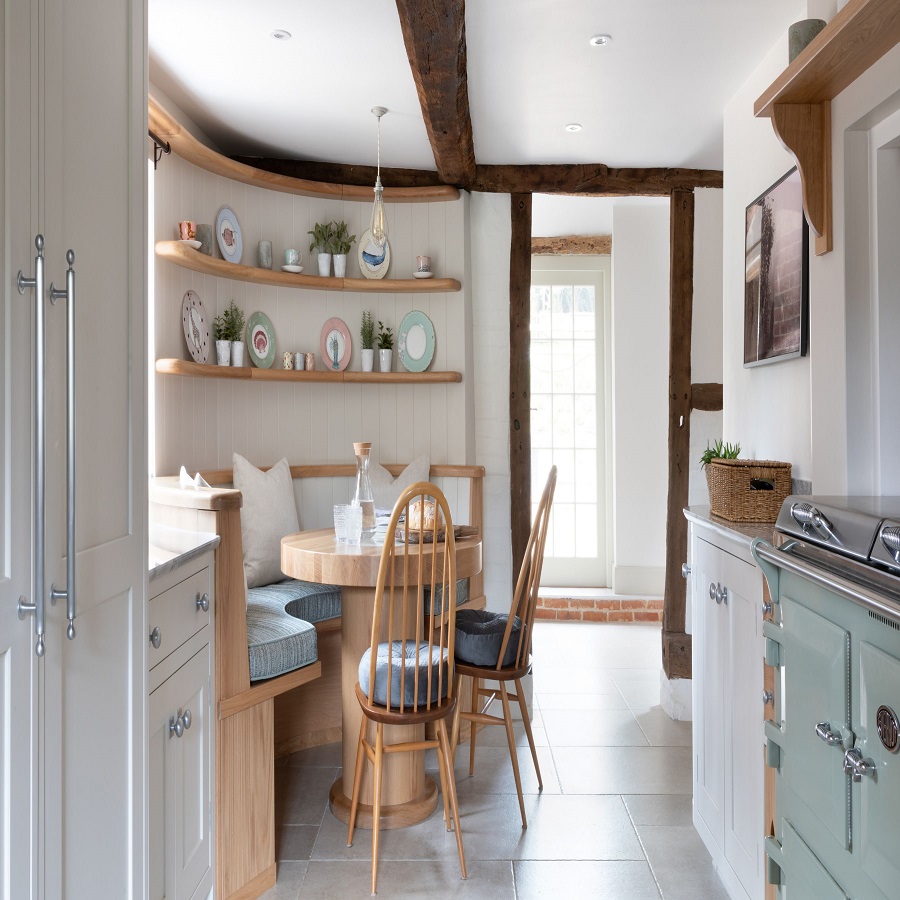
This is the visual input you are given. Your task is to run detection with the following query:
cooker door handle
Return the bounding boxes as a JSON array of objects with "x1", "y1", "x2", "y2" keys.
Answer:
[{"x1": 815, "y1": 721, "x2": 843, "y2": 746}]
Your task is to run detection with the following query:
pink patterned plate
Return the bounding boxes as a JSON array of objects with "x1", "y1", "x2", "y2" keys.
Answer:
[{"x1": 320, "y1": 317, "x2": 351, "y2": 371}]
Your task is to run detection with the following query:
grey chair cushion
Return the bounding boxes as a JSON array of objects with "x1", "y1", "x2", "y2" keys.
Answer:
[
  {"x1": 246, "y1": 581, "x2": 324, "y2": 682},
  {"x1": 423, "y1": 577, "x2": 469, "y2": 615},
  {"x1": 247, "y1": 578, "x2": 342, "y2": 624},
  {"x1": 358, "y1": 641, "x2": 450, "y2": 708},
  {"x1": 455, "y1": 609, "x2": 523, "y2": 668}
]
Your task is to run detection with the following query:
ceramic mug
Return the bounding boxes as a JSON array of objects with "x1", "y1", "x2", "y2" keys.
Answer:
[
  {"x1": 294, "y1": 352, "x2": 305, "y2": 371},
  {"x1": 178, "y1": 220, "x2": 198, "y2": 241},
  {"x1": 416, "y1": 255, "x2": 431, "y2": 273},
  {"x1": 284, "y1": 248, "x2": 302, "y2": 267},
  {"x1": 282, "y1": 351, "x2": 293, "y2": 370},
  {"x1": 304, "y1": 352, "x2": 316, "y2": 372}
]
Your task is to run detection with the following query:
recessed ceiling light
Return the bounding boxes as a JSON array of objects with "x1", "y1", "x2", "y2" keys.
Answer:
[
  {"x1": 589, "y1": 34, "x2": 612, "y2": 46},
  {"x1": 565, "y1": 123, "x2": 583, "y2": 133},
  {"x1": 270, "y1": 29, "x2": 292, "y2": 41}
]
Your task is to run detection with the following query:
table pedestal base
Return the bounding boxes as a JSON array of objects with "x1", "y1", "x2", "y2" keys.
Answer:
[{"x1": 329, "y1": 775, "x2": 439, "y2": 830}]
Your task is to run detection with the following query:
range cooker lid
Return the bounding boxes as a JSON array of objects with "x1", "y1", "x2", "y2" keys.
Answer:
[{"x1": 776, "y1": 495, "x2": 900, "y2": 572}]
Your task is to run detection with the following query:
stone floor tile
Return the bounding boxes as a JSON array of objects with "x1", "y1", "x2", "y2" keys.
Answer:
[
  {"x1": 258, "y1": 861, "x2": 308, "y2": 900},
  {"x1": 514, "y1": 860, "x2": 662, "y2": 899},
  {"x1": 637, "y1": 825, "x2": 731, "y2": 900},
  {"x1": 437, "y1": 745, "x2": 562, "y2": 797},
  {"x1": 277, "y1": 825, "x2": 319, "y2": 861},
  {"x1": 553, "y1": 746, "x2": 693, "y2": 794},
  {"x1": 632, "y1": 707, "x2": 692, "y2": 747},
  {"x1": 616, "y1": 682, "x2": 664, "y2": 709},
  {"x1": 282, "y1": 742, "x2": 343, "y2": 768},
  {"x1": 541, "y1": 708, "x2": 649, "y2": 747},
  {"x1": 623, "y1": 794, "x2": 694, "y2": 827},
  {"x1": 275, "y1": 766, "x2": 339, "y2": 826},
  {"x1": 535, "y1": 691, "x2": 631, "y2": 711}
]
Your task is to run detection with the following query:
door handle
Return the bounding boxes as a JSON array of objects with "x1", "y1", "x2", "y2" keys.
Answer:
[
  {"x1": 49, "y1": 250, "x2": 77, "y2": 640},
  {"x1": 16, "y1": 236, "x2": 47, "y2": 657}
]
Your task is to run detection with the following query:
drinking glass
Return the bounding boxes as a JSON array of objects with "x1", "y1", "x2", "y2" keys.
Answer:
[{"x1": 334, "y1": 504, "x2": 362, "y2": 543}]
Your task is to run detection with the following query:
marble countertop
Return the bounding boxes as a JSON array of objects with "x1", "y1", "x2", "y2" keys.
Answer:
[
  {"x1": 149, "y1": 522, "x2": 219, "y2": 582},
  {"x1": 684, "y1": 505, "x2": 779, "y2": 550}
]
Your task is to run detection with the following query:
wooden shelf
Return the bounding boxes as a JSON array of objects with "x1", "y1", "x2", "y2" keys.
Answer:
[
  {"x1": 156, "y1": 359, "x2": 462, "y2": 384},
  {"x1": 754, "y1": 0, "x2": 900, "y2": 255},
  {"x1": 149, "y1": 95, "x2": 459, "y2": 203},
  {"x1": 156, "y1": 241, "x2": 462, "y2": 293}
]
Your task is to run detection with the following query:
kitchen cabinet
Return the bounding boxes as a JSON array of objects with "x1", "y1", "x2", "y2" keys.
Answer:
[
  {"x1": 689, "y1": 517, "x2": 766, "y2": 900},
  {"x1": 149, "y1": 551, "x2": 215, "y2": 900}
]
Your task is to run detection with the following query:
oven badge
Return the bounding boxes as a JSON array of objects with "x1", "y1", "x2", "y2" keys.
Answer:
[{"x1": 876, "y1": 705, "x2": 899, "y2": 752}]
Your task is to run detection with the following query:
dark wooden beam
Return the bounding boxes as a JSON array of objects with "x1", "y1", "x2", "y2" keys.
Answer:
[
  {"x1": 230, "y1": 157, "x2": 445, "y2": 190},
  {"x1": 662, "y1": 189, "x2": 695, "y2": 681},
  {"x1": 690, "y1": 382, "x2": 724, "y2": 411},
  {"x1": 509, "y1": 194, "x2": 532, "y2": 587},
  {"x1": 394, "y1": 0, "x2": 476, "y2": 186},
  {"x1": 473, "y1": 164, "x2": 723, "y2": 195},
  {"x1": 532, "y1": 235, "x2": 612, "y2": 255}
]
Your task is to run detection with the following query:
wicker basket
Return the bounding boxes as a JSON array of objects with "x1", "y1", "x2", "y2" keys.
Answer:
[{"x1": 705, "y1": 458, "x2": 792, "y2": 522}]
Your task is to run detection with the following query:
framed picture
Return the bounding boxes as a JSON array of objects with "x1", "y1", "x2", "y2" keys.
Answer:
[{"x1": 744, "y1": 168, "x2": 808, "y2": 367}]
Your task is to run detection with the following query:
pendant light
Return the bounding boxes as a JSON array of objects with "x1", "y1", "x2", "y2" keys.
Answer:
[{"x1": 370, "y1": 106, "x2": 388, "y2": 248}]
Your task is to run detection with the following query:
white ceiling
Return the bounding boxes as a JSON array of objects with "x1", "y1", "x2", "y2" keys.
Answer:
[{"x1": 149, "y1": 0, "x2": 803, "y2": 173}]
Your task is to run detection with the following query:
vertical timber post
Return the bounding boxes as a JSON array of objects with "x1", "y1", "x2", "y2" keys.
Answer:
[
  {"x1": 663, "y1": 188, "x2": 695, "y2": 680},
  {"x1": 509, "y1": 193, "x2": 533, "y2": 584}
]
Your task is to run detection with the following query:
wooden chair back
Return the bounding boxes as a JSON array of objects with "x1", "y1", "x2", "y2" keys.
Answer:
[
  {"x1": 496, "y1": 465, "x2": 557, "y2": 670},
  {"x1": 365, "y1": 482, "x2": 458, "y2": 713}
]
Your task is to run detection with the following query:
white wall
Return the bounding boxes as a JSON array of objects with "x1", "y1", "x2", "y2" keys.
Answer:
[{"x1": 611, "y1": 199, "x2": 671, "y2": 594}]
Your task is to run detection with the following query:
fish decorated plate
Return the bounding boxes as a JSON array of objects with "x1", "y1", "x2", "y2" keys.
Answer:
[
  {"x1": 246, "y1": 311, "x2": 276, "y2": 368},
  {"x1": 181, "y1": 290, "x2": 210, "y2": 364},
  {"x1": 216, "y1": 206, "x2": 243, "y2": 264},
  {"x1": 357, "y1": 229, "x2": 391, "y2": 279}
]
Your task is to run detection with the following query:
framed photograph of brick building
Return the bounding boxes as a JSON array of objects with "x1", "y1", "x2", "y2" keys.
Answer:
[{"x1": 744, "y1": 167, "x2": 808, "y2": 366}]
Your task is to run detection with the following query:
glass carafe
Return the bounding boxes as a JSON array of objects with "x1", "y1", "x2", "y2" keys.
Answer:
[{"x1": 352, "y1": 442, "x2": 376, "y2": 537}]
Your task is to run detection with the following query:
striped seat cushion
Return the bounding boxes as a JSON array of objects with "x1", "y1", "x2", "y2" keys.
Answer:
[
  {"x1": 358, "y1": 641, "x2": 449, "y2": 708},
  {"x1": 245, "y1": 578, "x2": 341, "y2": 682},
  {"x1": 247, "y1": 578, "x2": 342, "y2": 624},
  {"x1": 423, "y1": 577, "x2": 469, "y2": 615}
]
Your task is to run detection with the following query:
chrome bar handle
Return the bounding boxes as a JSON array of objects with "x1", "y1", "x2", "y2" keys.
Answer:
[
  {"x1": 49, "y1": 251, "x2": 76, "y2": 640},
  {"x1": 815, "y1": 721, "x2": 843, "y2": 746},
  {"x1": 16, "y1": 235, "x2": 46, "y2": 657}
]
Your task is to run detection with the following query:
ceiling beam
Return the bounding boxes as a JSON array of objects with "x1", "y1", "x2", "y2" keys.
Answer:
[
  {"x1": 471, "y1": 164, "x2": 723, "y2": 195},
  {"x1": 230, "y1": 157, "x2": 446, "y2": 190},
  {"x1": 532, "y1": 235, "x2": 612, "y2": 255},
  {"x1": 394, "y1": 0, "x2": 477, "y2": 186}
]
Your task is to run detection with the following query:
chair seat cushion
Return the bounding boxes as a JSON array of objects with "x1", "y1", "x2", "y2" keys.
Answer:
[
  {"x1": 358, "y1": 641, "x2": 449, "y2": 708},
  {"x1": 246, "y1": 604, "x2": 317, "y2": 682},
  {"x1": 423, "y1": 577, "x2": 469, "y2": 615},
  {"x1": 455, "y1": 609, "x2": 523, "y2": 668},
  {"x1": 247, "y1": 578, "x2": 342, "y2": 624}
]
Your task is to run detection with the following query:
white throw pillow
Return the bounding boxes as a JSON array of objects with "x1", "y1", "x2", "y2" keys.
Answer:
[
  {"x1": 232, "y1": 454, "x2": 300, "y2": 589},
  {"x1": 369, "y1": 454, "x2": 431, "y2": 512}
]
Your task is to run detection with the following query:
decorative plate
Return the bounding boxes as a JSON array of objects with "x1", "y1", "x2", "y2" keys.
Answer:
[
  {"x1": 216, "y1": 206, "x2": 243, "y2": 264},
  {"x1": 246, "y1": 311, "x2": 276, "y2": 368},
  {"x1": 181, "y1": 290, "x2": 210, "y2": 364},
  {"x1": 357, "y1": 229, "x2": 391, "y2": 280},
  {"x1": 320, "y1": 317, "x2": 352, "y2": 371},
  {"x1": 398, "y1": 310, "x2": 435, "y2": 373}
]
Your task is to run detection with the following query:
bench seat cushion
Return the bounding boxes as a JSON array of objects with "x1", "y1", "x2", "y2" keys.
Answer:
[
  {"x1": 247, "y1": 585, "x2": 323, "y2": 682},
  {"x1": 455, "y1": 609, "x2": 523, "y2": 668},
  {"x1": 358, "y1": 641, "x2": 449, "y2": 708},
  {"x1": 423, "y1": 577, "x2": 469, "y2": 615},
  {"x1": 247, "y1": 578, "x2": 342, "y2": 624}
]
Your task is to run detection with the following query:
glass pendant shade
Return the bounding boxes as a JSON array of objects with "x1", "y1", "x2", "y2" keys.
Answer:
[{"x1": 370, "y1": 107, "x2": 388, "y2": 248}]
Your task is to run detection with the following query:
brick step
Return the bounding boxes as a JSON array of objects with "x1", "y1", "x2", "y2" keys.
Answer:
[{"x1": 535, "y1": 596, "x2": 663, "y2": 623}]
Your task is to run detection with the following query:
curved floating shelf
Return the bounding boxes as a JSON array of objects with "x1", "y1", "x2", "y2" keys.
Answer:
[
  {"x1": 149, "y1": 95, "x2": 459, "y2": 203},
  {"x1": 156, "y1": 241, "x2": 462, "y2": 294},
  {"x1": 156, "y1": 359, "x2": 462, "y2": 385}
]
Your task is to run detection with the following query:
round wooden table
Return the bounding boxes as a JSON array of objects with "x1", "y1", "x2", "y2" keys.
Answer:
[{"x1": 281, "y1": 528, "x2": 482, "y2": 829}]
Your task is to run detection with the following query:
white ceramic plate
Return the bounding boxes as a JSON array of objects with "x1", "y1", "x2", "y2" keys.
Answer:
[
  {"x1": 179, "y1": 239, "x2": 202, "y2": 250},
  {"x1": 281, "y1": 264, "x2": 304, "y2": 274},
  {"x1": 181, "y1": 290, "x2": 211, "y2": 364},
  {"x1": 358, "y1": 229, "x2": 390, "y2": 279},
  {"x1": 216, "y1": 206, "x2": 243, "y2": 263}
]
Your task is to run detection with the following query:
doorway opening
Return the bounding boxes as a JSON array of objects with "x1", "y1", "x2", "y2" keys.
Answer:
[{"x1": 530, "y1": 255, "x2": 612, "y2": 589}]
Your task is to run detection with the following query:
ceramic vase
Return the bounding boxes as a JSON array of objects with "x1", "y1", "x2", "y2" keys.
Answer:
[
  {"x1": 231, "y1": 341, "x2": 245, "y2": 367},
  {"x1": 317, "y1": 252, "x2": 332, "y2": 277},
  {"x1": 378, "y1": 349, "x2": 392, "y2": 373},
  {"x1": 197, "y1": 224, "x2": 214, "y2": 257},
  {"x1": 333, "y1": 253, "x2": 347, "y2": 278},
  {"x1": 216, "y1": 340, "x2": 231, "y2": 366},
  {"x1": 361, "y1": 348, "x2": 374, "y2": 372},
  {"x1": 788, "y1": 19, "x2": 826, "y2": 62}
]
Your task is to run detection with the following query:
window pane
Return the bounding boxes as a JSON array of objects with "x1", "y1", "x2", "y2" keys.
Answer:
[
  {"x1": 573, "y1": 341, "x2": 596, "y2": 394},
  {"x1": 532, "y1": 394, "x2": 553, "y2": 449},
  {"x1": 575, "y1": 450, "x2": 597, "y2": 503},
  {"x1": 531, "y1": 340, "x2": 552, "y2": 394},
  {"x1": 531, "y1": 286, "x2": 551, "y2": 339},
  {"x1": 552, "y1": 395, "x2": 575, "y2": 449},
  {"x1": 551, "y1": 503, "x2": 575, "y2": 557},
  {"x1": 551, "y1": 340, "x2": 574, "y2": 394},
  {"x1": 552, "y1": 449, "x2": 576, "y2": 504},
  {"x1": 575, "y1": 285, "x2": 595, "y2": 314},
  {"x1": 551, "y1": 286, "x2": 573, "y2": 337},
  {"x1": 575, "y1": 504, "x2": 598, "y2": 557},
  {"x1": 531, "y1": 449, "x2": 554, "y2": 498},
  {"x1": 574, "y1": 395, "x2": 596, "y2": 449}
]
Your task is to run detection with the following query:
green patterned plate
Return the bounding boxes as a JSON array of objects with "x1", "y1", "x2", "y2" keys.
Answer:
[
  {"x1": 398, "y1": 310, "x2": 435, "y2": 373},
  {"x1": 246, "y1": 311, "x2": 276, "y2": 368}
]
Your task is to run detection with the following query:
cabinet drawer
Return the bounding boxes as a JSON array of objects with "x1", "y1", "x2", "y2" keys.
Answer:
[{"x1": 149, "y1": 567, "x2": 211, "y2": 668}]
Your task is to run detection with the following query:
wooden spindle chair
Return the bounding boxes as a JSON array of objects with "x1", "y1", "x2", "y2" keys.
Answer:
[
  {"x1": 450, "y1": 465, "x2": 557, "y2": 829},
  {"x1": 347, "y1": 482, "x2": 466, "y2": 894}
]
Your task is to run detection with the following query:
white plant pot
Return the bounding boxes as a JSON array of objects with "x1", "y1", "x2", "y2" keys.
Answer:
[
  {"x1": 361, "y1": 348, "x2": 374, "y2": 372},
  {"x1": 231, "y1": 341, "x2": 245, "y2": 367},
  {"x1": 378, "y1": 349, "x2": 392, "y2": 373},
  {"x1": 333, "y1": 253, "x2": 347, "y2": 278},
  {"x1": 216, "y1": 340, "x2": 231, "y2": 366},
  {"x1": 317, "y1": 252, "x2": 332, "y2": 277}
]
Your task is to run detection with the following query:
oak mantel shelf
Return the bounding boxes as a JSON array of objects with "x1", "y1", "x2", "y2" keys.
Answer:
[
  {"x1": 156, "y1": 241, "x2": 462, "y2": 294},
  {"x1": 156, "y1": 359, "x2": 462, "y2": 385},
  {"x1": 149, "y1": 94, "x2": 459, "y2": 203},
  {"x1": 754, "y1": 0, "x2": 900, "y2": 256}
]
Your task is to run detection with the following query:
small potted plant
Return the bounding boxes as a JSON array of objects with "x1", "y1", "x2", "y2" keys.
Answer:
[
  {"x1": 377, "y1": 320, "x2": 394, "y2": 373},
  {"x1": 360, "y1": 310, "x2": 375, "y2": 372},
  {"x1": 308, "y1": 221, "x2": 337, "y2": 277},
  {"x1": 219, "y1": 299, "x2": 246, "y2": 366},
  {"x1": 212, "y1": 311, "x2": 231, "y2": 366},
  {"x1": 332, "y1": 221, "x2": 356, "y2": 278}
]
